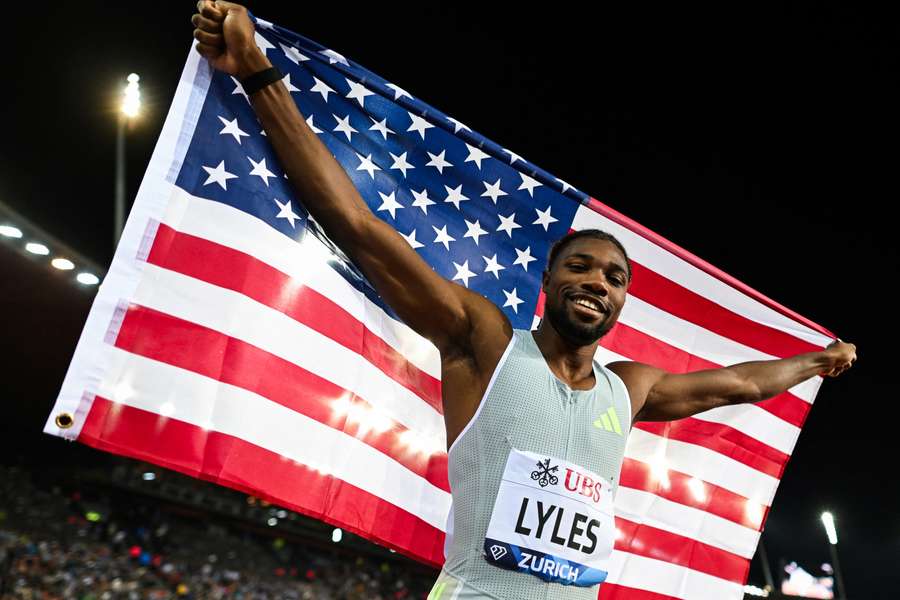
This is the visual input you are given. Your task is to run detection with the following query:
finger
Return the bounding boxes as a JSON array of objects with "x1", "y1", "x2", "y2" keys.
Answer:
[
  {"x1": 198, "y1": 0, "x2": 226, "y2": 21},
  {"x1": 195, "y1": 42, "x2": 223, "y2": 60},
  {"x1": 194, "y1": 28, "x2": 224, "y2": 47},
  {"x1": 192, "y1": 13, "x2": 223, "y2": 33}
]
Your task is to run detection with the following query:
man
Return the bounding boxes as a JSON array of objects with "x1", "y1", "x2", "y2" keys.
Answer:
[{"x1": 191, "y1": 3, "x2": 857, "y2": 598}]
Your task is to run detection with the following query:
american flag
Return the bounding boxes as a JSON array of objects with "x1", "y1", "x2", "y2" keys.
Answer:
[{"x1": 47, "y1": 16, "x2": 836, "y2": 600}]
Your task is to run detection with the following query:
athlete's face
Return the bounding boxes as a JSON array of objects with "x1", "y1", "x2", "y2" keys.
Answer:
[{"x1": 542, "y1": 238, "x2": 629, "y2": 345}]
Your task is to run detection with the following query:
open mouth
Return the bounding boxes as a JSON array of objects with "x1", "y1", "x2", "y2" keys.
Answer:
[{"x1": 568, "y1": 293, "x2": 607, "y2": 317}]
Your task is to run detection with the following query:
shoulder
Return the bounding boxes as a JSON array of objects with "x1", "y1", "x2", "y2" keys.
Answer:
[{"x1": 605, "y1": 361, "x2": 668, "y2": 421}]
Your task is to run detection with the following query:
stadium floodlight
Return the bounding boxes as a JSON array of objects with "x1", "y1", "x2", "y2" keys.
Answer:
[
  {"x1": 77, "y1": 273, "x2": 100, "y2": 285},
  {"x1": 122, "y1": 73, "x2": 141, "y2": 118},
  {"x1": 142, "y1": 472, "x2": 156, "y2": 481},
  {"x1": 332, "y1": 528, "x2": 342, "y2": 543},
  {"x1": 51, "y1": 258, "x2": 75, "y2": 270},
  {"x1": 267, "y1": 517, "x2": 278, "y2": 527},
  {"x1": 0, "y1": 225, "x2": 22, "y2": 238},
  {"x1": 821, "y1": 511, "x2": 838, "y2": 545},
  {"x1": 25, "y1": 242, "x2": 49, "y2": 255}
]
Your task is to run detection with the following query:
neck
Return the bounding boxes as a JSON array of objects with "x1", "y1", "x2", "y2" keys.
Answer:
[{"x1": 532, "y1": 320, "x2": 599, "y2": 388}]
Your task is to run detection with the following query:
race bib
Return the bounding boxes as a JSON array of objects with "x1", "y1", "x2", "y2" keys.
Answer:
[{"x1": 483, "y1": 448, "x2": 615, "y2": 587}]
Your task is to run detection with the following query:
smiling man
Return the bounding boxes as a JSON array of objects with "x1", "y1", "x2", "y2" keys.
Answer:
[{"x1": 192, "y1": 2, "x2": 858, "y2": 599}]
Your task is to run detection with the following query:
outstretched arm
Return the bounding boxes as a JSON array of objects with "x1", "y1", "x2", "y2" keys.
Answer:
[{"x1": 609, "y1": 340, "x2": 857, "y2": 422}]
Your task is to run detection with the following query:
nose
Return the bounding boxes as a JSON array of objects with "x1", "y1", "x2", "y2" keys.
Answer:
[{"x1": 581, "y1": 273, "x2": 609, "y2": 297}]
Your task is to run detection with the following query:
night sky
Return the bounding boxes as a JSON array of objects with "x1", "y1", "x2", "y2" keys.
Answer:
[{"x1": 2, "y1": 2, "x2": 897, "y2": 597}]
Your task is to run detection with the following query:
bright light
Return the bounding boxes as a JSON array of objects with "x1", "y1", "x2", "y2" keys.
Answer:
[
  {"x1": 142, "y1": 472, "x2": 156, "y2": 481},
  {"x1": 821, "y1": 511, "x2": 838, "y2": 545},
  {"x1": 77, "y1": 273, "x2": 100, "y2": 285},
  {"x1": 648, "y1": 449, "x2": 670, "y2": 490},
  {"x1": 743, "y1": 584, "x2": 769, "y2": 597},
  {"x1": 687, "y1": 477, "x2": 707, "y2": 503},
  {"x1": 25, "y1": 242, "x2": 49, "y2": 255},
  {"x1": 331, "y1": 396, "x2": 393, "y2": 436},
  {"x1": 745, "y1": 499, "x2": 765, "y2": 528},
  {"x1": 398, "y1": 428, "x2": 444, "y2": 457},
  {"x1": 0, "y1": 225, "x2": 22, "y2": 238},
  {"x1": 122, "y1": 73, "x2": 141, "y2": 117},
  {"x1": 267, "y1": 517, "x2": 277, "y2": 527},
  {"x1": 276, "y1": 510, "x2": 287, "y2": 519},
  {"x1": 86, "y1": 511, "x2": 102, "y2": 522},
  {"x1": 331, "y1": 528, "x2": 342, "y2": 543},
  {"x1": 51, "y1": 258, "x2": 75, "y2": 270},
  {"x1": 159, "y1": 402, "x2": 175, "y2": 417}
]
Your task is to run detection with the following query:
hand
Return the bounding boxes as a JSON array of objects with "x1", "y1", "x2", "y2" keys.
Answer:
[
  {"x1": 821, "y1": 339, "x2": 857, "y2": 377},
  {"x1": 192, "y1": 1, "x2": 270, "y2": 78}
]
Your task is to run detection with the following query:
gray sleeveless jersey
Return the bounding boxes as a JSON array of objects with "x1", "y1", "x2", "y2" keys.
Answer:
[{"x1": 436, "y1": 329, "x2": 632, "y2": 600}]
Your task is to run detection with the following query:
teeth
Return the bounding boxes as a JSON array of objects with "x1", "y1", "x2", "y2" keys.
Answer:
[{"x1": 574, "y1": 298, "x2": 601, "y2": 311}]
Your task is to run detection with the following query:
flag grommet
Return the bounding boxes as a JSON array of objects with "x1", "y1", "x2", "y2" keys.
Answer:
[{"x1": 54, "y1": 412, "x2": 74, "y2": 429}]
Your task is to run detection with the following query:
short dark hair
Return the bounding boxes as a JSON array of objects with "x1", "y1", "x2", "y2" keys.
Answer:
[{"x1": 545, "y1": 229, "x2": 632, "y2": 280}]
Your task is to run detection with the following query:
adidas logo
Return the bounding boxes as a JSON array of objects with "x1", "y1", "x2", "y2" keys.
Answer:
[{"x1": 593, "y1": 406, "x2": 622, "y2": 436}]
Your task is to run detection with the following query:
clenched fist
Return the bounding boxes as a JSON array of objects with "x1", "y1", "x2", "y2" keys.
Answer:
[
  {"x1": 821, "y1": 339, "x2": 857, "y2": 377},
  {"x1": 192, "y1": 1, "x2": 271, "y2": 78}
]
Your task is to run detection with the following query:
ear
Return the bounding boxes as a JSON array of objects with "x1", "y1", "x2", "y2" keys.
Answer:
[{"x1": 541, "y1": 269, "x2": 550, "y2": 292}]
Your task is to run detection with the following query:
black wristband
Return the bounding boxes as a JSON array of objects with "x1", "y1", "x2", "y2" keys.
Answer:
[{"x1": 241, "y1": 66, "x2": 284, "y2": 96}]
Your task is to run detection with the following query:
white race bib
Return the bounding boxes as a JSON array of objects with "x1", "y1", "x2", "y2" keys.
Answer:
[{"x1": 483, "y1": 448, "x2": 615, "y2": 587}]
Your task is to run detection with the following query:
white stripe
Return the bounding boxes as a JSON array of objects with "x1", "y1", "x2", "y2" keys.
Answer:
[
  {"x1": 625, "y1": 427, "x2": 779, "y2": 506},
  {"x1": 99, "y1": 347, "x2": 451, "y2": 530},
  {"x1": 573, "y1": 205, "x2": 833, "y2": 349},
  {"x1": 614, "y1": 487, "x2": 759, "y2": 559},
  {"x1": 133, "y1": 263, "x2": 446, "y2": 443},
  {"x1": 620, "y1": 294, "x2": 822, "y2": 403},
  {"x1": 163, "y1": 188, "x2": 441, "y2": 379},
  {"x1": 608, "y1": 550, "x2": 743, "y2": 599}
]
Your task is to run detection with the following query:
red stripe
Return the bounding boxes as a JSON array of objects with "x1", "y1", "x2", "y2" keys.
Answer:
[
  {"x1": 78, "y1": 396, "x2": 446, "y2": 566},
  {"x1": 619, "y1": 458, "x2": 765, "y2": 530},
  {"x1": 614, "y1": 517, "x2": 749, "y2": 584},
  {"x1": 599, "y1": 583, "x2": 680, "y2": 600},
  {"x1": 604, "y1": 321, "x2": 811, "y2": 429},
  {"x1": 584, "y1": 197, "x2": 834, "y2": 339},
  {"x1": 113, "y1": 304, "x2": 450, "y2": 492},
  {"x1": 146, "y1": 223, "x2": 443, "y2": 414}
]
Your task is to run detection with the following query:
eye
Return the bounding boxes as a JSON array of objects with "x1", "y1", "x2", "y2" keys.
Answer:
[{"x1": 567, "y1": 263, "x2": 587, "y2": 271}]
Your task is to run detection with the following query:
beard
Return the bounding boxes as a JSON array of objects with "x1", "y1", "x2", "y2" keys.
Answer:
[{"x1": 544, "y1": 297, "x2": 615, "y2": 346}]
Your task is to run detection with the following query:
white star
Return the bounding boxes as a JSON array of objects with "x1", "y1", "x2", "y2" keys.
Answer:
[
  {"x1": 376, "y1": 191, "x2": 403, "y2": 219},
  {"x1": 533, "y1": 206, "x2": 558, "y2": 231},
  {"x1": 407, "y1": 112, "x2": 434, "y2": 140},
  {"x1": 502, "y1": 288, "x2": 524, "y2": 313},
  {"x1": 463, "y1": 219, "x2": 488, "y2": 245},
  {"x1": 248, "y1": 156, "x2": 276, "y2": 186},
  {"x1": 401, "y1": 229, "x2": 424, "y2": 249},
  {"x1": 218, "y1": 116, "x2": 249, "y2": 144},
  {"x1": 230, "y1": 77, "x2": 248, "y2": 102},
  {"x1": 426, "y1": 150, "x2": 453, "y2": 174},
  {"x1": 513, "y1": 246, "x2": 537, "y2": 271},
  {"x1": 279, "y1": 43, "x2": 309, "y2": 64},
  {"x1": 481, "y1": 178, "x2": 507, "y2": 204},
  {"x1": 443, "y1": 184, "x2": 469, "y2": 210},
  {"x1": 465, "y1": 144, "x2": 491, "y2": 170},
  {"x1": 503, "y1": 148, "x2": 524, "y2": 164},
  {"x1": 254, "y1": 32, "x2": 275, "y2": 54},
  {"x1": 202, "y1": 160, "x2": 237, "y2": 190},
  {"x1": 370, "y1": 117, "x2": 395, "y2": 140},
  {"x1": 387, "y1": 83, "x2": 412, "y2": 101},
  {"x1": 310, "y1": 77, "x2": 336, "y2": 102},
  {"x1": 432, "y1": 225, "x2": 456, "y2": 251},
  {"x1": 256, "y1": 18, "x2": 274, "y2": 29},
  {"x1": 448, "y1": 117, "x2": 470, "y2": 133},
  {"x1": 273, "y1": 198, "x2": 300, "y2": 228},
  {"x1": 355, "y1": 153, "x2": 381, "y2": 179},
  {"x1": 410, "y1": 189, "x2": 435, "y2": 214},
  {"x1": 496, "y1": 212, "x2": 521, "y2": 238},
  {"x1": 306, "y1": 115, "x2": 323, "y2": 134},
  {"x1": 452, "y1": 260, "x2": 477, "y2": 288},
  {"x1": 556, "y1": 178, "x2": 573, "y2": 193},
  {"x1": 345, "y1": 79, "x2": 375, "y2": 107},
  {"x1": 483, "y1": 254, "x2": 505, "y2": 279},
  {"x1": 282, "y1": 73, "x2": 300, "y2": 93},
  {"x1": 518, "y1": 173, "x2": 542, "y2": 197},
  {"x1": 333, "y1": 114, "x2": 357, "y2": 142},
  {"x1": 321, "y1": 48, "x2": 349, "y2": 66},
  {"x1": 389, "y1": 152, "x2": 414, "y2": 177}
]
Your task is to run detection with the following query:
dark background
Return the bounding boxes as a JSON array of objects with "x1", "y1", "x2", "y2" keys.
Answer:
[{"x1": 2, "y1": 1, "x2": 897, "y2": 597}]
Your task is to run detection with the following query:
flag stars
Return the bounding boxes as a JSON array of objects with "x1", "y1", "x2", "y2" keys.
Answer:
[
  {"x1": 248, "y1": 157, "x2": 276, "y2": 186},
  {"x1": 463, "y1": 219, "x2": 488, "y2": 245},
  {"x1": 376, "y1": 191, "x2": 404, "y2": 219},
  {"x1": 217, "y1": 116, "x2": 249, "y2": 144},
  {"x1": 443, "y1": 184, "x2": 469, "y2": 210},
  {"x1": 280, "y1": 43, "x2": 309, "y2": 64},
  {"x1": 426, "y1": 150, "x2": 453, "y2": 174},
  {"x1": 513, "y1": 246, "x2": 537, "y2": 271},
  {"x1": 556, "y1": 177, "x2": 573, "y2": 193},
  {"x1": 448, "y1": 117, "x2": 470, "y2": 133},
  {"x1": 533, "y1": 206, "x2": 558, "y2": 231},
  {"x1": 311, "y1": 77, "x2": 336, "y2": 102},
  {"x1": 503, "y1": 288, "x2": 524, "y2": 313},
  {"x1": 432, "y1": 225, "x2": 456, "y2": 251},
  {"x1": 401, "y1": 229, "x2": 424, "y2": 249},
  {"x1": 370, "y1": 117, "x2": 395, "y2": 140},
  {"x1": 321, "y1": 48, "x2": 349, "y2": 66},
  {"x1": 410, "y1": 189, "x2": 435, "y2": 214},
  {"x1": 254, "y1": 32, "x2": 275, "y2": 54},
  {"x1": 481, "y1": 178, "x2": 507, "y2": 204},
  {"x1": 518, "y1": 173, "x2": 542, "y2": 197},
  {"x1": 465, "y1": 144, "x2": 491, "y2": 170},
  {"x1": 503, "y1": 148, "x2": 524, "y2": 164},
  {"x1": 230, "y1": 77, "x2": 248, "y2": 102},
  {"x1": 483, "y1": 254, "x2": 506, "y2": 279},
  {"x1": 346, "y1": 79, "x2": 375, "y2": 107},
  {"x1": 452, "y1": 260, "x2": 477, "y2": 288},
  {"x1": 407, "y1": 112, "x2": 434, "y2": 140},
  {"x1": 387, "y1": 83, "x2": 412, "y2": 101},
  {"x1": 496, "y1": 212, "x2": 521, "y2": 238},
  {"x1": 273, "y1": 198, "x2": 301, "y2": 228},
  {"x1": 333, "y1": 114, "x2": 358, "y2": 142},
  {"x1": 306, "y1": 115, "x2": 323, "y2": 134},
  {"x1": 355, "y1": 153, "x2": 381, "y2": 179},
  {"x1": 389, "y1": 152, "x2": 414, "y2": 178},
  {"x1": 202, "y1": 160, "x2": 238, "y2": 190},
  {"x1": 281, "y1": 73, "x2": 300, "y2": 93}
]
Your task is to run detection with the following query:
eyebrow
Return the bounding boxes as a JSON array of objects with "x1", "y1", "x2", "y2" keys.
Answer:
[{"x1": 566, "y1": 253, "x2": 628, "y2": 275}]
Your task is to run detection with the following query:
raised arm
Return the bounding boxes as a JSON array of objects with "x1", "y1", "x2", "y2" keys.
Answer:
[
  {"x1": 191, "y1": 1, "x2": 509, "y2": 357},
  {"x1": 609, "y1": 340, "x2": 857, "y2": 422}
]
